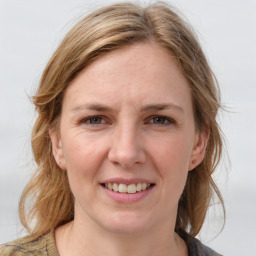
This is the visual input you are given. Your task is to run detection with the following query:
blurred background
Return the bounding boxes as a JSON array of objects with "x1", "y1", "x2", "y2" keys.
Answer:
[{"x1": 0, "y1": 0, "x2": 255, "y2": 255}]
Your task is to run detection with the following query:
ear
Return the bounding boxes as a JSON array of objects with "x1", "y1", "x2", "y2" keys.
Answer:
[
  {"x1": 188, "y1": 126, "x2": 210, "y2": 171},
  {"x1": 49, "y1": 128, "x2": 66, "y2": 170}
]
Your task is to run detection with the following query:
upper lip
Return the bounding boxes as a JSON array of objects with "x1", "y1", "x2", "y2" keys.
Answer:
[{"x1": 100, "y1": 178, "x2": 155, "y2": 185}]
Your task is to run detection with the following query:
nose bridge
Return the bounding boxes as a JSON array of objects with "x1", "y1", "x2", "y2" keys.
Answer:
[{"x1": 108, "y1": 120, "x2": 146, "y2": 167}]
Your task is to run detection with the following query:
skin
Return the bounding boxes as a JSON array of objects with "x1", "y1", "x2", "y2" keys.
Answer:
[{"x1": 50, "y1": 42, "x2": 208, "y2": 256}]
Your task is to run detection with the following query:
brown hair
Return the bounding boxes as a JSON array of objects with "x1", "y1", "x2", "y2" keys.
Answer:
[{"x1": 19, "y1": 2, "x2": 225, "y2": 238}]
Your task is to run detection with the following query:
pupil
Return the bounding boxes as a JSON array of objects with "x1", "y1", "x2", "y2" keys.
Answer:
[
  {"x1": 154, "y1": 117, "x2": 164, "y2": 124},
  {"x1": 92, "y1": 117, "x2": 100, "y2": 124}
]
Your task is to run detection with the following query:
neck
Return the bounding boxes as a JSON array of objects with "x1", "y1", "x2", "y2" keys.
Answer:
[{"x1": 55, "y1": 216, "x2": 187, "y2": 256}]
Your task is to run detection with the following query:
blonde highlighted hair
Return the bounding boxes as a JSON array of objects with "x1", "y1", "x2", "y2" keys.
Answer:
[{"x1": 19, "y1": 2, "x2": 224, "y2": 238}]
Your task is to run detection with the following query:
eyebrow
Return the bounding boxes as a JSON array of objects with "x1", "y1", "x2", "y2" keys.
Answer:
[
  {"x1": 141, "y1": 104, "x2": 184, "y2": 113},
  {"x1": 71, "y1": 103, "x2": 184, "y2": 113},
  {"x1": 71, "y1": 103, "x2": 112, "y2": 112}
]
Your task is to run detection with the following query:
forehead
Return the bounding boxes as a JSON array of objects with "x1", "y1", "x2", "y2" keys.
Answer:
[{"x1": 63, "y1": 42, "x2": 192, "y2": 112}]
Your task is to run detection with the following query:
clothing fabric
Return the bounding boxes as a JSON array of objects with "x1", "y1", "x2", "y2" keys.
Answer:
[
  {"x1": 0, "y1": 231, "x2": 58, "y2": 256},
  {"x1": 0, "y1": 230, "x2": 222, "y2": 256},
  {"x1": 179, "y1": 231, "x2": 223, "y2": 256}
]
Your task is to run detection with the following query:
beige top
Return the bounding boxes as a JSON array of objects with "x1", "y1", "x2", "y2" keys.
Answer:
[
  {"x1": 0, "y1": 231, "x2": 58, "y2": 256},
  {"x1": 0, "y1": 230, "x2": 222, "y2": 256}
]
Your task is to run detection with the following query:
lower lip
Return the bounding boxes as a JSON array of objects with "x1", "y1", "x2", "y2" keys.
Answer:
[{"x1": 101, "y1": 185, "x2": 154, "y2": 203}]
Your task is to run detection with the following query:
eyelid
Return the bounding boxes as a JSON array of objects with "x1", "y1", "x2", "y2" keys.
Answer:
[
  {"x1": 78, "y1": 115, "x2": 176, "y2": 126},
  {"x1": 147, "y1": 115, "x2": 176, "y2": 125},
  {"x1": 80, "y1": 115, "x2": 108, "y2": 125}
]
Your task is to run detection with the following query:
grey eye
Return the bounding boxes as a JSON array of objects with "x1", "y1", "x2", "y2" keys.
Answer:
[
  {"x1": 152, "y1": 116, "x2": 168, "y2": 124},
  {"x1": 88, "y1": 116, "x2": 102, "y2": 124}
]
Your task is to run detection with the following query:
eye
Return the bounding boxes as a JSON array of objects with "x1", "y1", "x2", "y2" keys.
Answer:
[
  {"x1": 149, "y1": 116, "x2": 174, "y2": 125},
  {"x1": 82, "y1": 116, "x2": 105, "y2": 125}
]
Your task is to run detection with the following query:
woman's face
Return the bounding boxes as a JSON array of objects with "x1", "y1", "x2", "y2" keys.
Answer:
[{"x1": 51, "y1": 42, "x2": 208, "y2": 235}]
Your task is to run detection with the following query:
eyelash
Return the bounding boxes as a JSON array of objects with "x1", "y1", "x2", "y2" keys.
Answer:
[
  {"x1": 80, "y1": 115, "x2": 175, "y2": 126},
  {"x1": 80, "y1": 116, "x2": 106, "y2": 125},
  {"x1": 148, "y1": 116, "x2": 175, "y2": 125}
]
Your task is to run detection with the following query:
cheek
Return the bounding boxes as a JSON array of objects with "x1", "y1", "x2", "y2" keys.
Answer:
[
  {"x1": 62, "y1": 134, "x2": 108, "y2": 178},
  {"x1": 150, "y1": 135, "x2": 193, "y2": 187},
  {"x1": 152, "y1": 135, "x2": 192, "y2": 167},
  {"x1": 62, "y1": 135, "x2": 109, "y2": 204}
]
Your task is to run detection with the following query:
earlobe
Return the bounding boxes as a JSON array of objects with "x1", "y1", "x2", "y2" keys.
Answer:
[
  {"x1": 189, "y1": 127, "x2": 209, "y2": 171},
  {"x1": 49, "y1": 128, "x2": 66, "y2": 170}
]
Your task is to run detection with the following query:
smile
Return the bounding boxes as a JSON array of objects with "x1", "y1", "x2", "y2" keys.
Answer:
[{"x1": 102, "y1": 183, "x2": 154, "y2": 194}]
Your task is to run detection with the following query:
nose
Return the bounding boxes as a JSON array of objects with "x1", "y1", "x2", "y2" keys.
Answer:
[{"x1": 108, "y1": 124, "x2": 146, "y2": 168}]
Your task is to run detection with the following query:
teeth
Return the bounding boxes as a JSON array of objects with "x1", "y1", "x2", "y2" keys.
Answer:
[
  {"x1": 112, "y1": 183, "x2": 118, "y2": 192},
  {"x1": 104, "y1": 182, "x2": 152, "y2": 193},
  {"x1": 107, "y1": 183, "x2": 113, "y2": 190},
  {"x1": 118, "y1": 184, "x2": 127, "y2": 193},
  {"x1": 136, "y1": 183, "x2": 142, "y2": 191},
  {"x1": 127, "y1": 184, "x2": 136, "y2": 194},
  {"x1": 142, "y1": 183, "x2": 147, "y2": 190}
]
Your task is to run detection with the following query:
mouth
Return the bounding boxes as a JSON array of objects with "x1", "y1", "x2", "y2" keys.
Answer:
[{"x1": 101, "y1": 182, "x2": 155, "y2": 194}]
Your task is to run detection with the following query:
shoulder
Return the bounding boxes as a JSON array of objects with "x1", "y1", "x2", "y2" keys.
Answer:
[
  {"x1": 179, "y1": 231, "x2": 223, "y2": 256},
  {"x1": 0, "y1": 231, "x2": 58, "y2": 256}
]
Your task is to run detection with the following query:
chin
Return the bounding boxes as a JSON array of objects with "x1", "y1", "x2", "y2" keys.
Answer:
[{"x1": 101, "y1": 211, "x2": 154, "y2": 235}]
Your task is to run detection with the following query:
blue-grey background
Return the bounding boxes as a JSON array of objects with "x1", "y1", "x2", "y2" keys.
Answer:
[{"x1": 0, "y1": 0, "x2": 255, "y2": 255}]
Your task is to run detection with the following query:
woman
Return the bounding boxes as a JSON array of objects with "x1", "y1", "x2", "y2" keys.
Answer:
[{"x1": 0, "y1": 2, "x2": 225, "y2": 256}]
